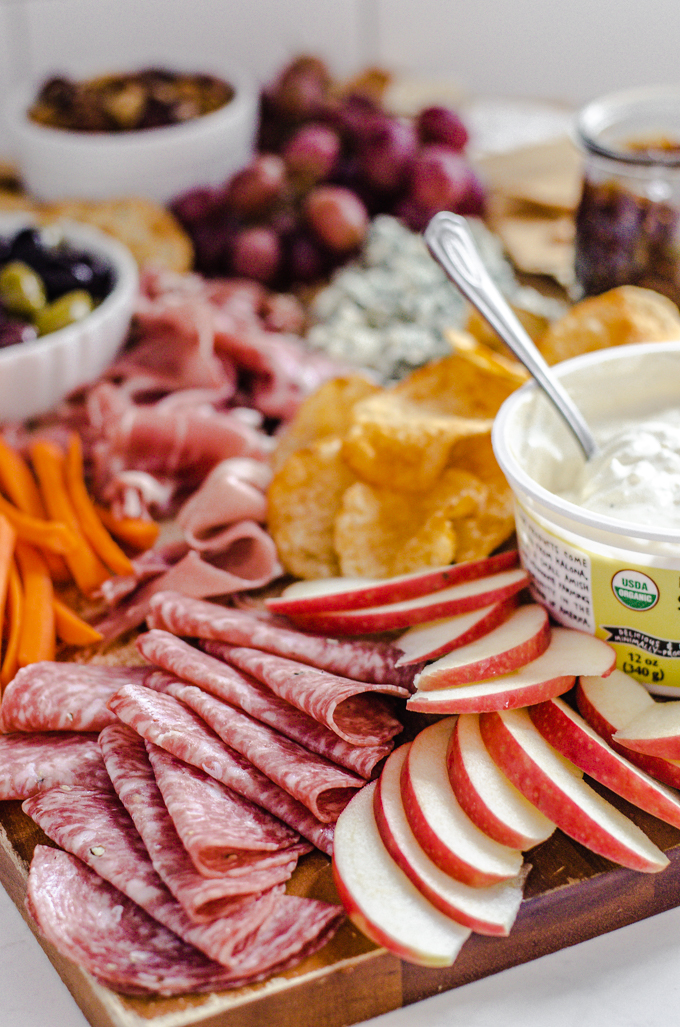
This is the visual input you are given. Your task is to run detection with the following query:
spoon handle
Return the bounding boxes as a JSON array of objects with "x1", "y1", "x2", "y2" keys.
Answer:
[{"x1": 424, "y1": 211, "x2": 598, "y2": 460}]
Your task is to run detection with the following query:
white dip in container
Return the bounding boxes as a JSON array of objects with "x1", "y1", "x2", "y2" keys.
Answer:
[{"x1": 492, "y1": 340, "x2": 680, "y2": 694}]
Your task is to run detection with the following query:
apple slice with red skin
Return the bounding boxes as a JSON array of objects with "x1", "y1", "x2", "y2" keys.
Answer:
[
  {"x1": 479, "y1": 707, "x2": 669, "y2": 873},
  {"x1": 399, "y1": 716, "x2": 524, "y2": 886},
  {"x1": 529, "y1": 697, "x2": 680, "y2": 830},
  {"x1": 374, "y1": 742, "x2": 527, "y2": 935},
  {"x1": 447, "y1": 712, "x2": 556, "y2": 849},
  {"x1": 267, "y1": 550, "x2": 519, "y2": 616},
  {"x1": 394, "y1": 596, "x2": 519, "y2": 666},
  {"x1": 407, "y1": 627, "x2": 616, "y2": 715},
  {"x1": 414, "y1": 604, "x2": 551, "y2": 689},
  {"x1": 614, "y1": 700, "x2": 680, "y2": 759},
  {"x1": 332, "y1": 780, "x2": 472, "y2": 967},
  {"x1": 285, "y1": 567, "x2": 530, "y2": 635},
  {"x1": 577, "y1": 672, "x2": 680, "y2": 790}
]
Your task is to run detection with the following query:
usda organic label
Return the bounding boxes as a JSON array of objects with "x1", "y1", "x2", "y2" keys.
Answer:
[{"x1": 611, "y1": 570, "x2": 659, "y2": 611}]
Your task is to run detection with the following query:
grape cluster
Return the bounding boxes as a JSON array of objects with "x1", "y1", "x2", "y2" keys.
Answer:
[{"x1": 171, "y1": 56, "x2": 485, "y2": 289}]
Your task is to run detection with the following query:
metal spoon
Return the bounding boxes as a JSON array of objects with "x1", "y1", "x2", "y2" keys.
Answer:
[{"x1": 424, "y1": 210, "x2": 599, "y2": 460}]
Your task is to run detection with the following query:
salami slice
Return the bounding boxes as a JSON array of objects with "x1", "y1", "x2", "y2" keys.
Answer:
[
  {"x1": 106, "y1": 683, "x2": 335, "y2": 854},
  {"x1": 23, "y1": 786, "x2": 284, "y2": 967},
  {"x1": 99, "y1": 722, "x2": 299, "y2": 920},
  {"x1": 138, "y1": 630, "x2": 391, "y2": 778},
  {"x1": 147, "y1": 591, "x2": 419, "y2": 687},
  {"x1": 0, "y1": 732, "x2": 111, "y2": 800},
  {"x1": 26, "y1": 846, "x2": 259, "y2": 996},
  {"x1": 145, "y1": 675, "x2": 364, "y2": 822},
  {"x1": 145, "y1": 741, "x2": 310, "y2": 876},
  {"x1": 207, "y1": 644, "x2": 406, "y2": 747},
  {"x1": 0, "y1": 663, "x2": 147, "y2": 732}
]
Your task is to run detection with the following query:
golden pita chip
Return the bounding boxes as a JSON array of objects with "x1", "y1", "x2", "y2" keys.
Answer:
[
  {"x1": 266, "y1": 436, "x2": 357, "y2": 580},
  {"x1": 271, "y1": 374, "x2": 380, "y2": 473},
  {"x1": 334, "y1": 467, "x2": 488, "y2": 578}
]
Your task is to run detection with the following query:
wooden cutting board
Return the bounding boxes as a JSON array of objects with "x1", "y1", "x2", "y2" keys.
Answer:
[{"x1": 3, "y1": 778, "x2": 680, "y2": 1027}]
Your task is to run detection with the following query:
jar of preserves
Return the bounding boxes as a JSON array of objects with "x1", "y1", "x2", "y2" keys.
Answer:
[{"x1": 574, "y1": 85, "x2": 680, "y2": 306}]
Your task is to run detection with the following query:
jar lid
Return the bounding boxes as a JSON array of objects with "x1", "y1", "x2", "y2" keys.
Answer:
[{"x1": 576, "y1": 84, "x2": 680, "y2": 166}]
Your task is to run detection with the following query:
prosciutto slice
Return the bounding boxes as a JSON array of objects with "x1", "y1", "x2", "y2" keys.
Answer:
[
  {"x1": 0, "y1": 732, "x2": 110, "y2": 800},
  {"x1": 106, "y1": 683, "x2": 334, "y2": 854},
  {"x1": 144, "y1": 675, "x2": 364, "y2": 823},
  {"x1": 23, "y1": 786, "x2": 284, "y2": 967},
  {"x1": 0, "y1": 664, "x2": 148, "y2": 733},
  {"x1": 146, "y1": 591, "x2": 419, "y2": 688},
  {"x1": 176, "y1": 457, "x2": 272, "y2": 551},
  {"x1": 99, "y1": 723, "x2": 299, "y2": 920},
  {"x1": 138, "y1": 631, "x2": 391, "y2": 778}
]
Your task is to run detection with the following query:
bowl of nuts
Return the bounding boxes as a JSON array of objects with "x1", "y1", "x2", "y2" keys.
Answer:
[
  {"x1": 5, "y1": 63, "x2": 258, "y2": 204},
  {"x1": 0, "y1": 213, "x2": 138, "y2": 422}
]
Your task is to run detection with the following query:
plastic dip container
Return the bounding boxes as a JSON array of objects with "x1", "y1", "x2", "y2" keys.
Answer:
[{"x1": 492, "y1": 340, "x2": 680, "y2": 695}]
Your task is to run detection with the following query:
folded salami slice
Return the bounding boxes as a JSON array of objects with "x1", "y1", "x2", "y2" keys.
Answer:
[
  {"x1": 106, "y1": 683, "x2": 335, "y2": 854},
  {"x1": 0, "y1": 663, "x2": 147, "y2": 732},
  {"x1": 147, "y1": 591, "x2": 419, "y2": 688},
  {"x1": 138, "y1": 630, "x2": 391, "y2": 778},
  {"x1": 208, "y1": 644, "x2": 406, "y2": 747},
  {"x1": 145, "y1": 741, "x2": 310, "y2": 877},
  {"x1": 23, "y1": 786, "x2": 284, "y2": 967},
  {"x1": 0, "y1": 732, "x2": 111, "y2": 800},
  {"x1": 100, "y1": 723, "x2": 298, "y2": 921},
  {"x1": 145, "y1": 675, "x2": 364, "y2": 823},
  {"x1": 25, "y1": 846, "x2": 258, "y2": 996}
]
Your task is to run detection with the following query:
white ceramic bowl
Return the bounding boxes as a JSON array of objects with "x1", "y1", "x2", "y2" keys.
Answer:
[
  {"x1": 5, "y1": 63, "x2": 258, "y2": 204},
  {"x1": 0, "y1": 213, "x2": 138, "y2": 422}
]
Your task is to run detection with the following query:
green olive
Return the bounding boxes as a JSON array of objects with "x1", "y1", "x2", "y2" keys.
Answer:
[
  {"x1": 34, "y1": 289, "x2": 94, "y2": 336},
  {"x1": 0, "y1": 260, "x2": 46, "y2": 317}
]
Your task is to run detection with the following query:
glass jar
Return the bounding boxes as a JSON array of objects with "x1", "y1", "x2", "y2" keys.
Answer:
[{"x1": 574, "y1": 85, "x2": 680, "y2": 306}]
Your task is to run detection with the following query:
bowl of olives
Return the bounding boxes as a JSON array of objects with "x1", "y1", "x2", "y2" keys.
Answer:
[{"x1": 0, "y1": 213, "x2": 138, "y2": 422}]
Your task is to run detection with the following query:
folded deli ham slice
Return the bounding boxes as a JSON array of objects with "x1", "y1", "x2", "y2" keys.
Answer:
[
  {"x1": 106, "y1": 683, "x2": 334, "y2": 854},
  {"x1": 138, "y1": 631, "x2": 392, "y2": 778},
  {"x1": 147, "y1": 591, "x2": 419, "y2": 688},
  {"x1": 100, "y1": 723, "x2": 299, "y2": 920},
  {"x1": 209, "y1": 644, "x2": 406, "y2": 747},
  {"x1": 145, "y1": 741, "x2": 310, "y2": 876},
  {"x1": 23, "y1": 787, "x2": 283, "y2": 967},
  {"x1": 0, "y1": 663, "x2": 147, "y2": 732},
  {"x1": 0, "y1": 732, "x2": 111, "y2": 800}
]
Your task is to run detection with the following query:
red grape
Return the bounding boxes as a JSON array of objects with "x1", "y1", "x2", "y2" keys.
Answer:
[
  {"x1": 360, "y1": 118, "x2": 418, "y2": 192},
  {"x1": 231, "y1": 226, "x2": 281, "y2": 283},
  {"x1": 416, "y1": 106, "x2": 469, "y2": 151},
  {"x1": 304, "y1": 185, "x2": 369, "y2": 253},
  {"x1": 268, "y1": 56, "x2": 331, "y2": 121},
  {"x1": 408, "y1": 144, "x2": 473, "y2": 211},
  {"x1": 286, "y1": 231, "x2": 328, "y2": 282},
  {"x1": 225, "y1": 154, "x2": 288, "y2": 217},
  {"x1": 170, "y1": 186, "x2": 220, "y2": 228},
  {"x1": 283, "y1": 122, "x2": 341, "y2": 185}
]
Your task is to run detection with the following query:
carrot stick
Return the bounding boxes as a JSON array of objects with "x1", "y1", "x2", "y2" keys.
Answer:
[
  {"x1": 14, "y1": 542, "x2": 55, "y2": 666},
  {"x1": 0, "y1": 491, "x2": 79, "y2": 555},
  {"x1": 94, "y1": 505, "x2": 160, "y2": 551},
  {"x1": 53, "y1": 596, "x2": 103, "y2": 647},
  {"x1": 63, "y1": 433, "x2": 135, "y2": 577},
  {"x1": 0, "y1": 513, "x2": 16, "y2": 633},
  {"x1": 30, "y1": 439, "x2": 110, "y2": 596},
  {"x1": 0, "y1": 560, "x2": 23, "y2": 688}
]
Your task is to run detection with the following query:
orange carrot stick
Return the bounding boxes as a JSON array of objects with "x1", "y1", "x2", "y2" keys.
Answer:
[
  {"x1": 1, "y1": 560, "x2": 23, "y2": 688},
  {"x1": 53, "y1": 596, "x2": 104, "y2": 647},
  {"x1": 14, "y1": 542, "x2": 55, "y2": 666},
  {"x1": 30, "y1": 439, "x2": 110, "y2": 596},
  {"x1": 63, "y1": 433, "x2": 135, "y2": 577},
  {"x1": 0, "y1": 491, "x2": 79, "y2": 555},
  {"x1": 94, "y1": 505, "x2": 160, "y2": 552},
  {"x1": 0, "y1": 513, "x2": 16, "y2": 632}
]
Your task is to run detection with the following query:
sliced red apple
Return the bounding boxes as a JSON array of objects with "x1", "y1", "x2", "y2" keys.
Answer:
[
  {"x1": 332, "y1": 780, "x2": 472, "y2": 967},
  {"x1": 577, "y1": 672, "x2": 680, "y2": 790},
  {"x1": 374, "y1": 743, "x2": 527, "y2": 936},
  {"x1": 394, "y1": 596, "x2": 519, "y2": 666},
  {"x1": 447, "y1": 712, "x2": 556, "y2": 849},
  {"x1": 400, "y1": 716, "x2": 524, "y2": 886},
  {"x1": 614, "y1": 700, "x2": 680, "y2": 759},
  {"x1": 267, "y1": 550, "x2": 520, "y2": 616},
  {"x1": 479, "y1": 707, "x2": 669, "y2": 873},
  {"x1": 529, "y1": 697, "x2": 680, "y2": 830},
  {"x1": 414, "y1": 604, "x2": 551, "y2": 689},
  {"x1": 285, "y1": 567, "x2": 530, "y2": 635},
  {"x1": 407, "y1": 627, "x2": 616, "y2": 714}
]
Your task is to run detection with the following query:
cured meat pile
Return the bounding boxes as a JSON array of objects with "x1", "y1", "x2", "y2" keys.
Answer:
[{"x1": 0, "y1": 591, "x2": 419, "y2": 996}]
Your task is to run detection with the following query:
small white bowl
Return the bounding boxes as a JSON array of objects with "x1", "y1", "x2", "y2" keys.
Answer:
[
  {"x1": 0, "y1": 213, "x2": 138, "y2": 422},
  {"x1": 5, "y1": 64, "x2": 258, "y2": 204}
]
